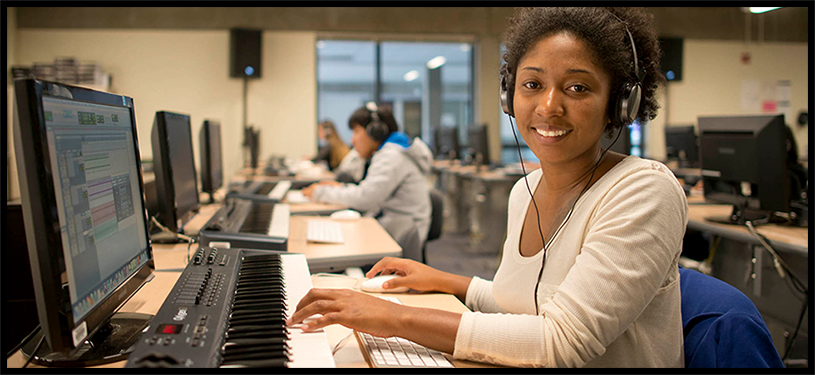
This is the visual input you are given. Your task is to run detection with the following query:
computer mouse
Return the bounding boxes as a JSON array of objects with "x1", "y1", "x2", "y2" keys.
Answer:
[
  {"x1": 360, "y1": 275, "x2": 409, "y2": 293},
  {"x1": 330, "y1": 209, "x2": 361, "y2": 220}
]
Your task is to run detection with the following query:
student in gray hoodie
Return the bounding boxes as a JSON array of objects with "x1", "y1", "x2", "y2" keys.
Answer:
[{"x1": 302, "y1": 103, "x2": 433, "y2": 259}]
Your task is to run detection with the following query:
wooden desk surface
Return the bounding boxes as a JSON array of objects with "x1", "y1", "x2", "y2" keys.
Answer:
[
  {"x1": 8, "y1": 224, "x2": 488, "y2": 369},
  {"x1": 686, "y1": 200, "x2": 808, "y2": 255},
  {"x1": 289, "y1": 216, "x2": 401, "y2": 272}
]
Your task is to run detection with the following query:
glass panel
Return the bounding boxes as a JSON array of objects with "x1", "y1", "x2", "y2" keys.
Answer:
[
  {"x1": 316, "y1": 40, "x2": 473, "y2": 154},
  {"x1": 316, "y1": 40, "x2": 376, "y2": 145},
  {"x1": 380, "y1": 41, "x2": 473, "y2": 145}
]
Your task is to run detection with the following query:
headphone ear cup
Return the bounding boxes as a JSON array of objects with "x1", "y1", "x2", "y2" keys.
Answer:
[
  {"x1": 616, "y1": 82, "x2": 642, "y2": 126},
  {"x1": 500, "y1": 76, "x2": 514, "y2": 117},
  {"x1": 366, "y1": 113, "x2": 389, "y2": 143}
]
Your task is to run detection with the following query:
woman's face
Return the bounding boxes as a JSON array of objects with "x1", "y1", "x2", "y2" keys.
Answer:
[
  {"x1": 317, "y1": 125, "x2": 326, "y2": 141},
  {"x1": 513, "y1": 32, "x2": 612, "y2": 167},
  {"x1": 351, "y1": 124, "x2": 378, "y2": 159}
]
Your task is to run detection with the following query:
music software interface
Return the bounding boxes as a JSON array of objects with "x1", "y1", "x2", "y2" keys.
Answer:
[{"x1": 43, "y1": 96, "x2": 149, "y2": 322}]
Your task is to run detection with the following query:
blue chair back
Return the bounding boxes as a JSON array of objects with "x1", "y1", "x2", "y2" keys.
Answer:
[{"x1": 679, "y1": 266, "x2": 784, "y2": 368}]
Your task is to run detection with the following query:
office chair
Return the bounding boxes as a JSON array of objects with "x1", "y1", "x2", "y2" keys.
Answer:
[
  {"x1": 679, "y1": 266, "x2": 784, "y2": 368},
  {"x1": 421, "y1": 190, "x2": 445, "y2": 264}
]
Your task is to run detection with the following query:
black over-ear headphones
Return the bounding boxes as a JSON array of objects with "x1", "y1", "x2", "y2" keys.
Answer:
[
  {"x1": 365, "y1": 102, "x2": 390, "y2": 143},
  {"x1": 500, "y1": 15, "x2": 645, "y2": 128}
]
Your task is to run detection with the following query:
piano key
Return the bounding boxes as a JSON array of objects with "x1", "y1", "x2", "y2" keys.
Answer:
[{"x1": 220, "y1": 358, "x2": 288, "y2": 368}]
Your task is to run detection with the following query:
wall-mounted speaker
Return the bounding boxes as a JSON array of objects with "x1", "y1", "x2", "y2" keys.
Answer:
[
  {"x1": 659, "y1": 37, "x2": 684, "y2": 82},
  {"x1": 230, "y1": 28, "x2": 262, "y2": 79}
]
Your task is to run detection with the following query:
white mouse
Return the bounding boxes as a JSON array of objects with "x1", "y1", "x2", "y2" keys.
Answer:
[
  {"x1": 330, "y1": 209, "x2": 361, "y2": 220},
  {"x1": 360, "y1": 275, "x2": 409, "y2": 293}
]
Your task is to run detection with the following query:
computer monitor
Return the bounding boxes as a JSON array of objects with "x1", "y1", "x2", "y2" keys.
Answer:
[
  {"x1": 150, "y1": 111, "x2": 200, "y2": 237},
  {"x1": 600, "y1": 124, "x2": 633, "y2": 156},
  {"x1": 249, "y1": 127, "x2": 261, "y2": 169},
  {"x1": 434, "y1": 126, "x2": 460, "y2": 160},
  {"x1": 468, "y1": 124, "x2": 491, "y2": 166},
  {"x1": 698, "y1": 114, "x2": 790, "y2": 225},
  {"x1": 199, "y1": 119, "x2": 223, "y2": 203},
  {"x1": 12, "y1": 78, "x2": 154, "y2": 366},
  {"x1": 665, "y1": 125, "x2": 699, "y2": 168}
]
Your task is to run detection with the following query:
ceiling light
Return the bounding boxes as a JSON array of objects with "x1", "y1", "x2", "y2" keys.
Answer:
[
  {"x1": 316, "y1": 41, "x2": 325, "y2": 49},
  {"x1": 749, "y1": 7, "x2": 781, "y2": 14},
  {"x1": 426, "y1": 56, "x2": 447, "y2": 69},
  {"x1": 403, "y1": 70, "x2": 419, "y2": 82}
]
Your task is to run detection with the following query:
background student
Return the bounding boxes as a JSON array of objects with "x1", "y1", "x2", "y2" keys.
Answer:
[{"x1": 303, "y1": 103, "x2": 433, "y2": 260}]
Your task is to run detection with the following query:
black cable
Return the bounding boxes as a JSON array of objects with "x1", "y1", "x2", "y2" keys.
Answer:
[
  {"x1": 21, "y1": 334, "x2": 45, "y2": 368},
  {"x1": 509, "y1": 114, "x2": 624, "y2": 315},
  {"x1": 743, "y1": 223, "x2": 808, "y2": 363},
  {"x1": 6, "y1": 325, "x2": 41, "y2": 358}
]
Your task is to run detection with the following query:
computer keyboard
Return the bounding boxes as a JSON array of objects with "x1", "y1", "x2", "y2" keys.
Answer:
[
  {"x1": 357, "y1": 296, "x2": 455, "y2": 368},
  {"x1": 306, "y1": 220, "x2": 344, "y2": 244}
]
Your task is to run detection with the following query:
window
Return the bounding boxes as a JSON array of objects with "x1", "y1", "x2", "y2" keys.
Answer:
[
  {"x1": 317, "y1": 39, "x2": 473, "y2": 150},
  {"x1": 316, "y1": 40, "x2": 376, "y2": 144}
]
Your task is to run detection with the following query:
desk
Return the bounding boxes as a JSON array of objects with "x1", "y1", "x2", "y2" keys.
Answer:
[
  {"x1": 685, "y1": 198, "x2": 809, "y2": 361},
  {"x1": 289, "y1": 216, "x2": 400, "y2": 273},
  {"x1": 686, "y1": 201, "x2": 807, "y2": 255},
  {"x1": 184, "y1": 202, "x2": 398, "y2": 273},
  {"x1": 8, "y1": 234, "x2": 491, "y2": 368}
]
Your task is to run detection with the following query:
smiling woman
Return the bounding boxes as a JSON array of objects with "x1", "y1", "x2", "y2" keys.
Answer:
[{"x1": 289, "y1": 8, "x2": 689, "y2": 368}]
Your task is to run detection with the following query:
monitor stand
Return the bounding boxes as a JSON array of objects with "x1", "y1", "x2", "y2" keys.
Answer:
[
  {"x1": 149, "y1": 230, "x2": 186, "y2": 244},
  {"x1": 20, "y1": 312, "x2": 152, "y2": 367},
  {"x1": 705, "y1": 204, "x2": 769, "y2": 226}
]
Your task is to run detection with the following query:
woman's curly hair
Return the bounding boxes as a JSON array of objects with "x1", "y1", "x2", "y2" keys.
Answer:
[{"x1": 501, "y1": 7, "x2": 664, "y2": 135}]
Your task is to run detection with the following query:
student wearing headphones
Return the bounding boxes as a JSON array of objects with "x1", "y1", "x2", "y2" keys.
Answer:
[
  {"x1": 302, "y1": 103, "x2": 433, "y2": 254},
  {"x1": 311, "y1": 120, "x2": 351, "y2": 171},
  {"x1": 291, "y1": 8, "x2": 687, "y2": 367}
]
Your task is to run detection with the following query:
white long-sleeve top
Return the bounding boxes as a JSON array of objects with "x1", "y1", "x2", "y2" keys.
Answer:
[{"x1": 453, "y1": 156, "x2": 688, "y2": 368}]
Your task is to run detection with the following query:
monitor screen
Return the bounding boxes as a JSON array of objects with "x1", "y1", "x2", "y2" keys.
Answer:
[
  {"x1": 698, "y1": 114, "x2": 789, "y2": 224},
  {"x1": 12, "y1": 79, "x2": 154, "y2": 363},
  {"x1": 468, "y1": 124, "x2": 490, "y2": 165},
  {"x1": 434, "y1": 126, "x2": 460, "y2": 160},
  {"x1": 42, "y1": 96, "x2": 150, "y2": 322},
  {"x1": 151, "y1": 111, "x2": 199, "y2": 232},
  {"x1": 665, "y1": 125, "x2": 699, "y2": 167},
  {"x1": 199, "y1": 120, "x2": 223, "y2": 196}
]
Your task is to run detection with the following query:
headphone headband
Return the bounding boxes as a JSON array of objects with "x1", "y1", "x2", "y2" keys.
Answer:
[{"x1": 500, "y1": 10, "x2": 644, "y2": 126}]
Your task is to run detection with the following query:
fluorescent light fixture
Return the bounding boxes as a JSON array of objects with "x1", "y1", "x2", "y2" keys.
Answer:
[
  {"x1": 749, "y1": 7, "x2": 781, "y2": 14},
  {"x1": 426, "y1": 56, "x2": 447, "y2": 69},
  {"x1": 403, "y1": 70, "x2": 420, "y2": 82}
]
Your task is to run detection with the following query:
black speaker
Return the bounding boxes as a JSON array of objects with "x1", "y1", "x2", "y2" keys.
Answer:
[
  {"x1": 230, "y1": 28, "x2": 262, "y2": 79},
  {"x1": 659, "y1": 37, "x2": 683, "y2": 82}
]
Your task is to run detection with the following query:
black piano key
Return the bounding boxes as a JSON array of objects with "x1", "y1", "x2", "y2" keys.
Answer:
[
  {"x1": 221, "y1": 343, "x2": 291, "y2": 361},
  {"x1": 225, "y1": 330, "x2": 290, "y2": 340},
  {"x1": 222, "y1": 337, "x2": 288, "y2": 349},
  {"x1": 221, "y1": 349, "x2": 289, "y2": 362},
  {"x1": 232, "y1": 298, "x2": 287, "y2": 307},
  {"x1": 229, "y1": 311, "x2": 288, "y2": 321},
  {"x1": 227, "y1": 324, "x2": 288, "y2": 334},
  {"x1": 220, "y1": 358, "x2": 288, "y2": 368}
]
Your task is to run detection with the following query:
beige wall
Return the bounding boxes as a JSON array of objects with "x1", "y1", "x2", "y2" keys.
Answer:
[
  {"x1": 8, "y1": 25, "x2": 809, "y2": 197},
  {"x1": 648, "y1": 39, "x2": 809, "y2": 160},
  {"x1": 13, "y1": 28, "x2": 317, "y2": 186}
]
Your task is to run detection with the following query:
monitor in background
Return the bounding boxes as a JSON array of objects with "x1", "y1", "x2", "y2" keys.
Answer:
[
  {"x1": 600, "y1": 123, "x2": 633, "y2": 156},
  {"x1": 199, "y1": 119, "x2": 223, "y2": 204},
  {"x1": 12, "y1": 78, "x2": 154, "y2": 366},
  {"x1": 150, "y1": 111, "x2": 200, "y2": 241},
  {"x1": 244, "y1": 125, "x2": 261, "y2": 169},
  {"x1": 434, "y1": 126, "x2": 460, "y2": 160},
  {"x1": 467, "y1": 124, "x2": 491, "y2": 167},
  {"x1": 665, "y1": 124, "x2": 699, "y2": 168},
  {"x1": 699, "y1": 114, "x2": 792, "y2": 225}
]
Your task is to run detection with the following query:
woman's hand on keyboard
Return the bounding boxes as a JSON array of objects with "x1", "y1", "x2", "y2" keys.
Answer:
[
  {"x1": 366, "y1": 257, "x2": 472, "y2": 301},
  {"x1": 286, "y1": 288, "x2": 408, "y2": 337},
  {"x1": 287, "y1": 287, "x2": 463, "y2": 354}
]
